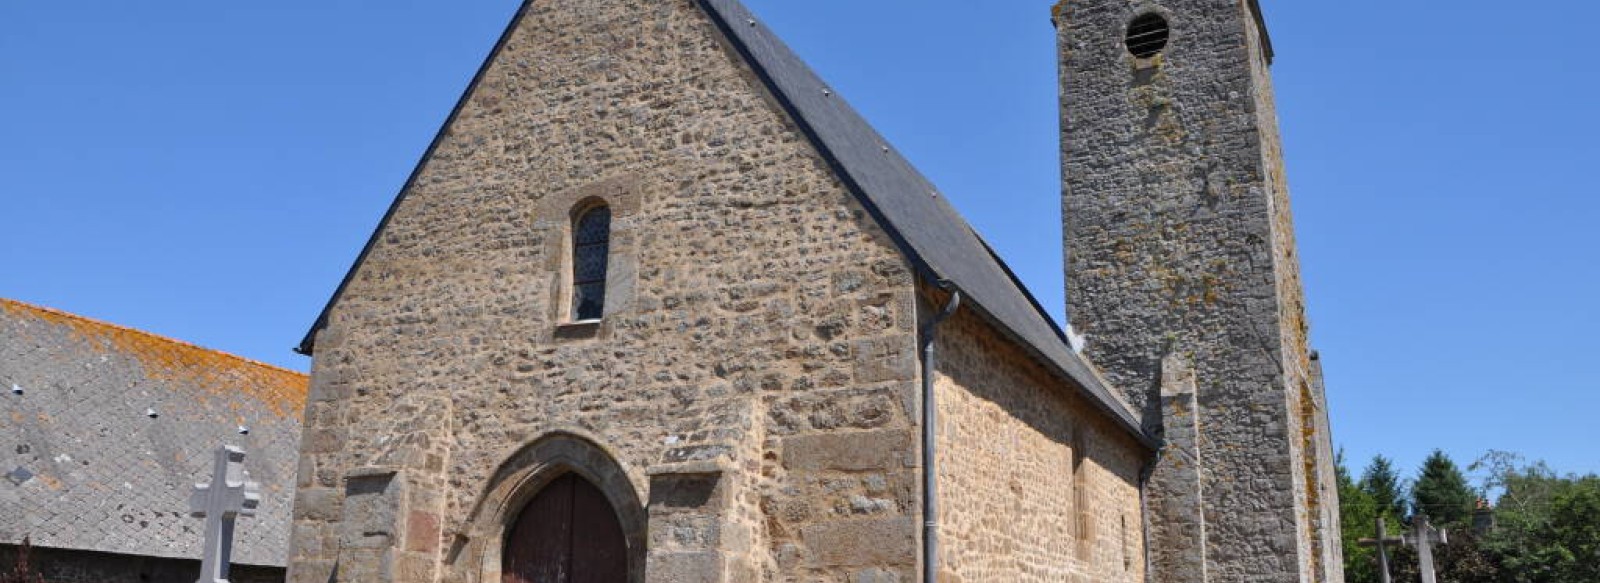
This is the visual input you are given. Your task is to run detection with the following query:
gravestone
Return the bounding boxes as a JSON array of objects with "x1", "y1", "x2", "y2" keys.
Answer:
[
  {"x1": 1358, "y1": 516, "x2": 1403, "y2": 583},
  {"x1": 1403, "y1": 515, "x2": 1448, "y2": 583},
  {"x1": 189, "y1": 446, "x2": 261, "y2": 583}
]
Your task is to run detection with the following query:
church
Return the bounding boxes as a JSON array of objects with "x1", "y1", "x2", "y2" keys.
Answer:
[{"x1": 285, "y1": 0, "x2": 1342, "y2": 582}]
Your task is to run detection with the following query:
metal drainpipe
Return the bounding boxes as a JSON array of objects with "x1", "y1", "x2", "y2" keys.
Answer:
[
  {"x1": 921, "y1": 288, "x2": 961, "y2": 583},
  {"x1": 1138, "y1": 452, "x2": 1159, "y2": 582}
]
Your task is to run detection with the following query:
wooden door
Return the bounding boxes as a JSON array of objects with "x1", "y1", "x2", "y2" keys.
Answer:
[{"x1": 503, "y1": 473, "x2": 629, "y2": 583}]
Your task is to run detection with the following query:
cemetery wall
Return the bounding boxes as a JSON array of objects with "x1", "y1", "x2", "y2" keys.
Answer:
[{"x1": 0, "y1": 545, "x2": 282, "y2": 583}]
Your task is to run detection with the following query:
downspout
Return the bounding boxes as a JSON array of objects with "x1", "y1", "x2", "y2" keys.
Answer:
[
  {"x1": 1138, "y1": 453, "x2": 1159, "y2": 583},
  {"x1": 920, "y1": 287, "x2": 961, "y2": 583}
]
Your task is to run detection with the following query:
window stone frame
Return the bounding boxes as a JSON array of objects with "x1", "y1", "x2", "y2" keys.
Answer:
[{"x1": 535, "y1": 174, "x2": 642, "y2": 342}]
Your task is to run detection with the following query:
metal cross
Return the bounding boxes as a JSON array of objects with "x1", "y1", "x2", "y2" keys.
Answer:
[
  {"x1": 1404, "y1": 514, "x2": 1449, "y2": 583},
  {"x1": 188, "y1": 446, "x2": 261, "y2": 583},
  {"x1": 1358, "y1": 516, "x2": 1403, "y2": 583}
]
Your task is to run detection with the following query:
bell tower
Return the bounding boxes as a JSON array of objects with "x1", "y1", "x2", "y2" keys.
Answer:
[{"x1": 1055, "y1": 1, "x2": 1342, "y2": 581}]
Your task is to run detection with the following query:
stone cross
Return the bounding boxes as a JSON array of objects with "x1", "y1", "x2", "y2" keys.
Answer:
[
  {"x1": 1358, "y1": 516, "x2": 1403, "y2": 583},
  {"x1": 189, "y1": 446, "x2": 261, "y2": 583},
  {"x1": 1403, "y1": 514, "x2": 1448, "y2": 583}
]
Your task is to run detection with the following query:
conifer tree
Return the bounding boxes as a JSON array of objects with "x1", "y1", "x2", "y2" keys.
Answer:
[
  {"x1": 1337, "y1": 451, "x2": 1380, "y2": 583},
  {"x1": 1411, "y1": 450, "x2": 1477, "y2": 526},
  {"x1": 1361, "y1": 455, "x2": 1408, "y2": 521}
]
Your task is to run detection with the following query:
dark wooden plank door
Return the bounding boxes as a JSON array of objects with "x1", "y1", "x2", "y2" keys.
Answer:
[
  {"x1": 568, "y1": 474, "x2": 628, "y2": 583},
  {"x1": 503, "y1": 474, "x2": 628, "y2": 583}
]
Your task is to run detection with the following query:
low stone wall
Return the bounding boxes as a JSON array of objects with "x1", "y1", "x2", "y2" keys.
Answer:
[{"x1": 0, "y1": 544, "x2": 282, "y2": 583}]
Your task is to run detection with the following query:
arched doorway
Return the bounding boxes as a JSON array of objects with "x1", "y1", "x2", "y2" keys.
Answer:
[{"x1": 502, "y1": 473, "x2": 628, "y2": 583}]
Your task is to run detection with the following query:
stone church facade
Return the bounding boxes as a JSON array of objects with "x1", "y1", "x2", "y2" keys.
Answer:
[{"x1": 287, "y1": 1, "x2": 1339, "y2": 583}]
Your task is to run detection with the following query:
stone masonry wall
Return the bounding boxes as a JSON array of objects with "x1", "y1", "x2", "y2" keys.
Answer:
[
  {"x1": 286, "y1": 1, "x2": 922, "y2": 582},
  {"x1": 1056, "y1": 0, "x2": 1338, "y2": 581},
  {"x1": 1242, "y1": 13, "x2": 1343, "y2": 582},
  {"x1": 933, "y1": 299, "x2": 1147, "y2": 583},
  {"x1": 0, "y1": 545, "x2": 282, "y2": 583}
]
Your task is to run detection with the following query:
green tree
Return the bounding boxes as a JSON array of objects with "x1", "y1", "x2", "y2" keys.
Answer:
[
  {"x1": 1388, "y1": 526, "x2": 1498, "y2": 583},
  {"x1": 1341, "y1": 453, "x2": 1410, "y2": 583},
  {"x1": 1543, "y1": 475, "x2": 1600, "y2": 582},
  {"x1": 1340, "y1": 449, "x2": 1600, "y2": 583},
  {"x1": 1361, "y1": 455, "x2": 1408, "y2": 521},
  {"x1": 1412, "y1": 449, "x2": 1478, "y2": 526},
  {"x1": 1473, "y1": 452, "x2": 1600, "y2": 583},
  {"x1": 1385, "y1": 451, "x2": 1496, "y2": 583},
  {"x1": 1338, "y1": 451, "x2": 1381, "y2": 583}
]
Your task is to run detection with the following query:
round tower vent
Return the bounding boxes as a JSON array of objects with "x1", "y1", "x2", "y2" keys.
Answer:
[{"x1": 1126, "y1": 13, "x2": 1170, "y2": 59}]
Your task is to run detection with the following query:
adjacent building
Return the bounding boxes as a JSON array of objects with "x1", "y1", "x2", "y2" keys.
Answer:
[{"x1": 0, "y1": 299, "x2": 306, "y2": 583}]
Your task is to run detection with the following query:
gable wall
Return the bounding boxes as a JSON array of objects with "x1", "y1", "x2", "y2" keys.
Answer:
[
  {"x1": 287, "y1": 1, "x2": 923, "y2": 581},
  {"x1": 933, "y1": 298, "x2": 1147, "y2": 583}
]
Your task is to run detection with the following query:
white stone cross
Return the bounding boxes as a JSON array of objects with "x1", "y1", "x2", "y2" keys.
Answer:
[
  {"x1": 189, "y1": 446, "x2": 261, "y2": 583},
  {"x1": 1403, "y1": 514, "x2": 1449, "y2": 583}
]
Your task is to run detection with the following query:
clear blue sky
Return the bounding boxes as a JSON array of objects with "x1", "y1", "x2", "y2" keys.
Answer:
[{"x1": 4, "y1": 2, "x2": 1596, "y2": 482}]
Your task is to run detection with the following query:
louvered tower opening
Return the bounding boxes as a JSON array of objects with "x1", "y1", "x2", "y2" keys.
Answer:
[{"x1": 1126, "y1": 14, "x2": 1170, "y2": 58}]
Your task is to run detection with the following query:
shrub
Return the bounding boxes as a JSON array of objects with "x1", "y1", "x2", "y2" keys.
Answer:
[{"x1": 1, "y1": 537, "x2": 46, "y2": 583}]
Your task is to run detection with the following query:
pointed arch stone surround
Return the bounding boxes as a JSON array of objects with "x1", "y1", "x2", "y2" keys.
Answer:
[{"x1": 452, "y1": 433, "x2": 647, "y2": 583}]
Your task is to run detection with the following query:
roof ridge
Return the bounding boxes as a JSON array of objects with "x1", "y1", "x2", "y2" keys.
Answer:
[{"x1": 0, "y1": 297, "x2": 308, "y2": 379}]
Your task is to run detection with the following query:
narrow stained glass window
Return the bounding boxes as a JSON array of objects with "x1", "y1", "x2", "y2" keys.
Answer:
[{"x1": 571, "y1": 205, "x2": 611, "y2": 321}]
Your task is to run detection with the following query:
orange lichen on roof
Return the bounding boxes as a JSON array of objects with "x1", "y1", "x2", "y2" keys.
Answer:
[{"x1": 1, "y1": 298, "x2": 309, "y2": 418}]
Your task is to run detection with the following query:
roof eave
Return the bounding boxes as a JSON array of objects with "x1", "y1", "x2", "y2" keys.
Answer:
[
  {"x1": 928, "y1": 278, "x2": 1155, "y2": 451},
  {"x1": 1250, "y1": 0, "x2": 1275, "y2": 64},
  {"x1": 693, "y1": 0, "x2": 1153, "y2": 448},
  {"x1": 961, "y1": 237, "x2": 1154, "y2": 449}
]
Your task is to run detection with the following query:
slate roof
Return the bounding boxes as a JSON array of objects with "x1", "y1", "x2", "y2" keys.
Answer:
[
  {"x1": 697, "y1": 0, "x2": 1149, "y2": 443},
  {"x1": 298, "y1": 0, "x2": 1150, "y2": 445},
  {"x1": 0, "y1": 299, "x2": 306, "y2": 566}
]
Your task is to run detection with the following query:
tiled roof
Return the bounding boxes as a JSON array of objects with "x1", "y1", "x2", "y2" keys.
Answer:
[{"x1": 0, "y1": 298, "x2": 306, "y2": 566}]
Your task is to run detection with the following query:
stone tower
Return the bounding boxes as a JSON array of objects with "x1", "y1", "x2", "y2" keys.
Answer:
[{"x1": 1055, "y1": 1, "x2": 1342, "y2": 582}]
